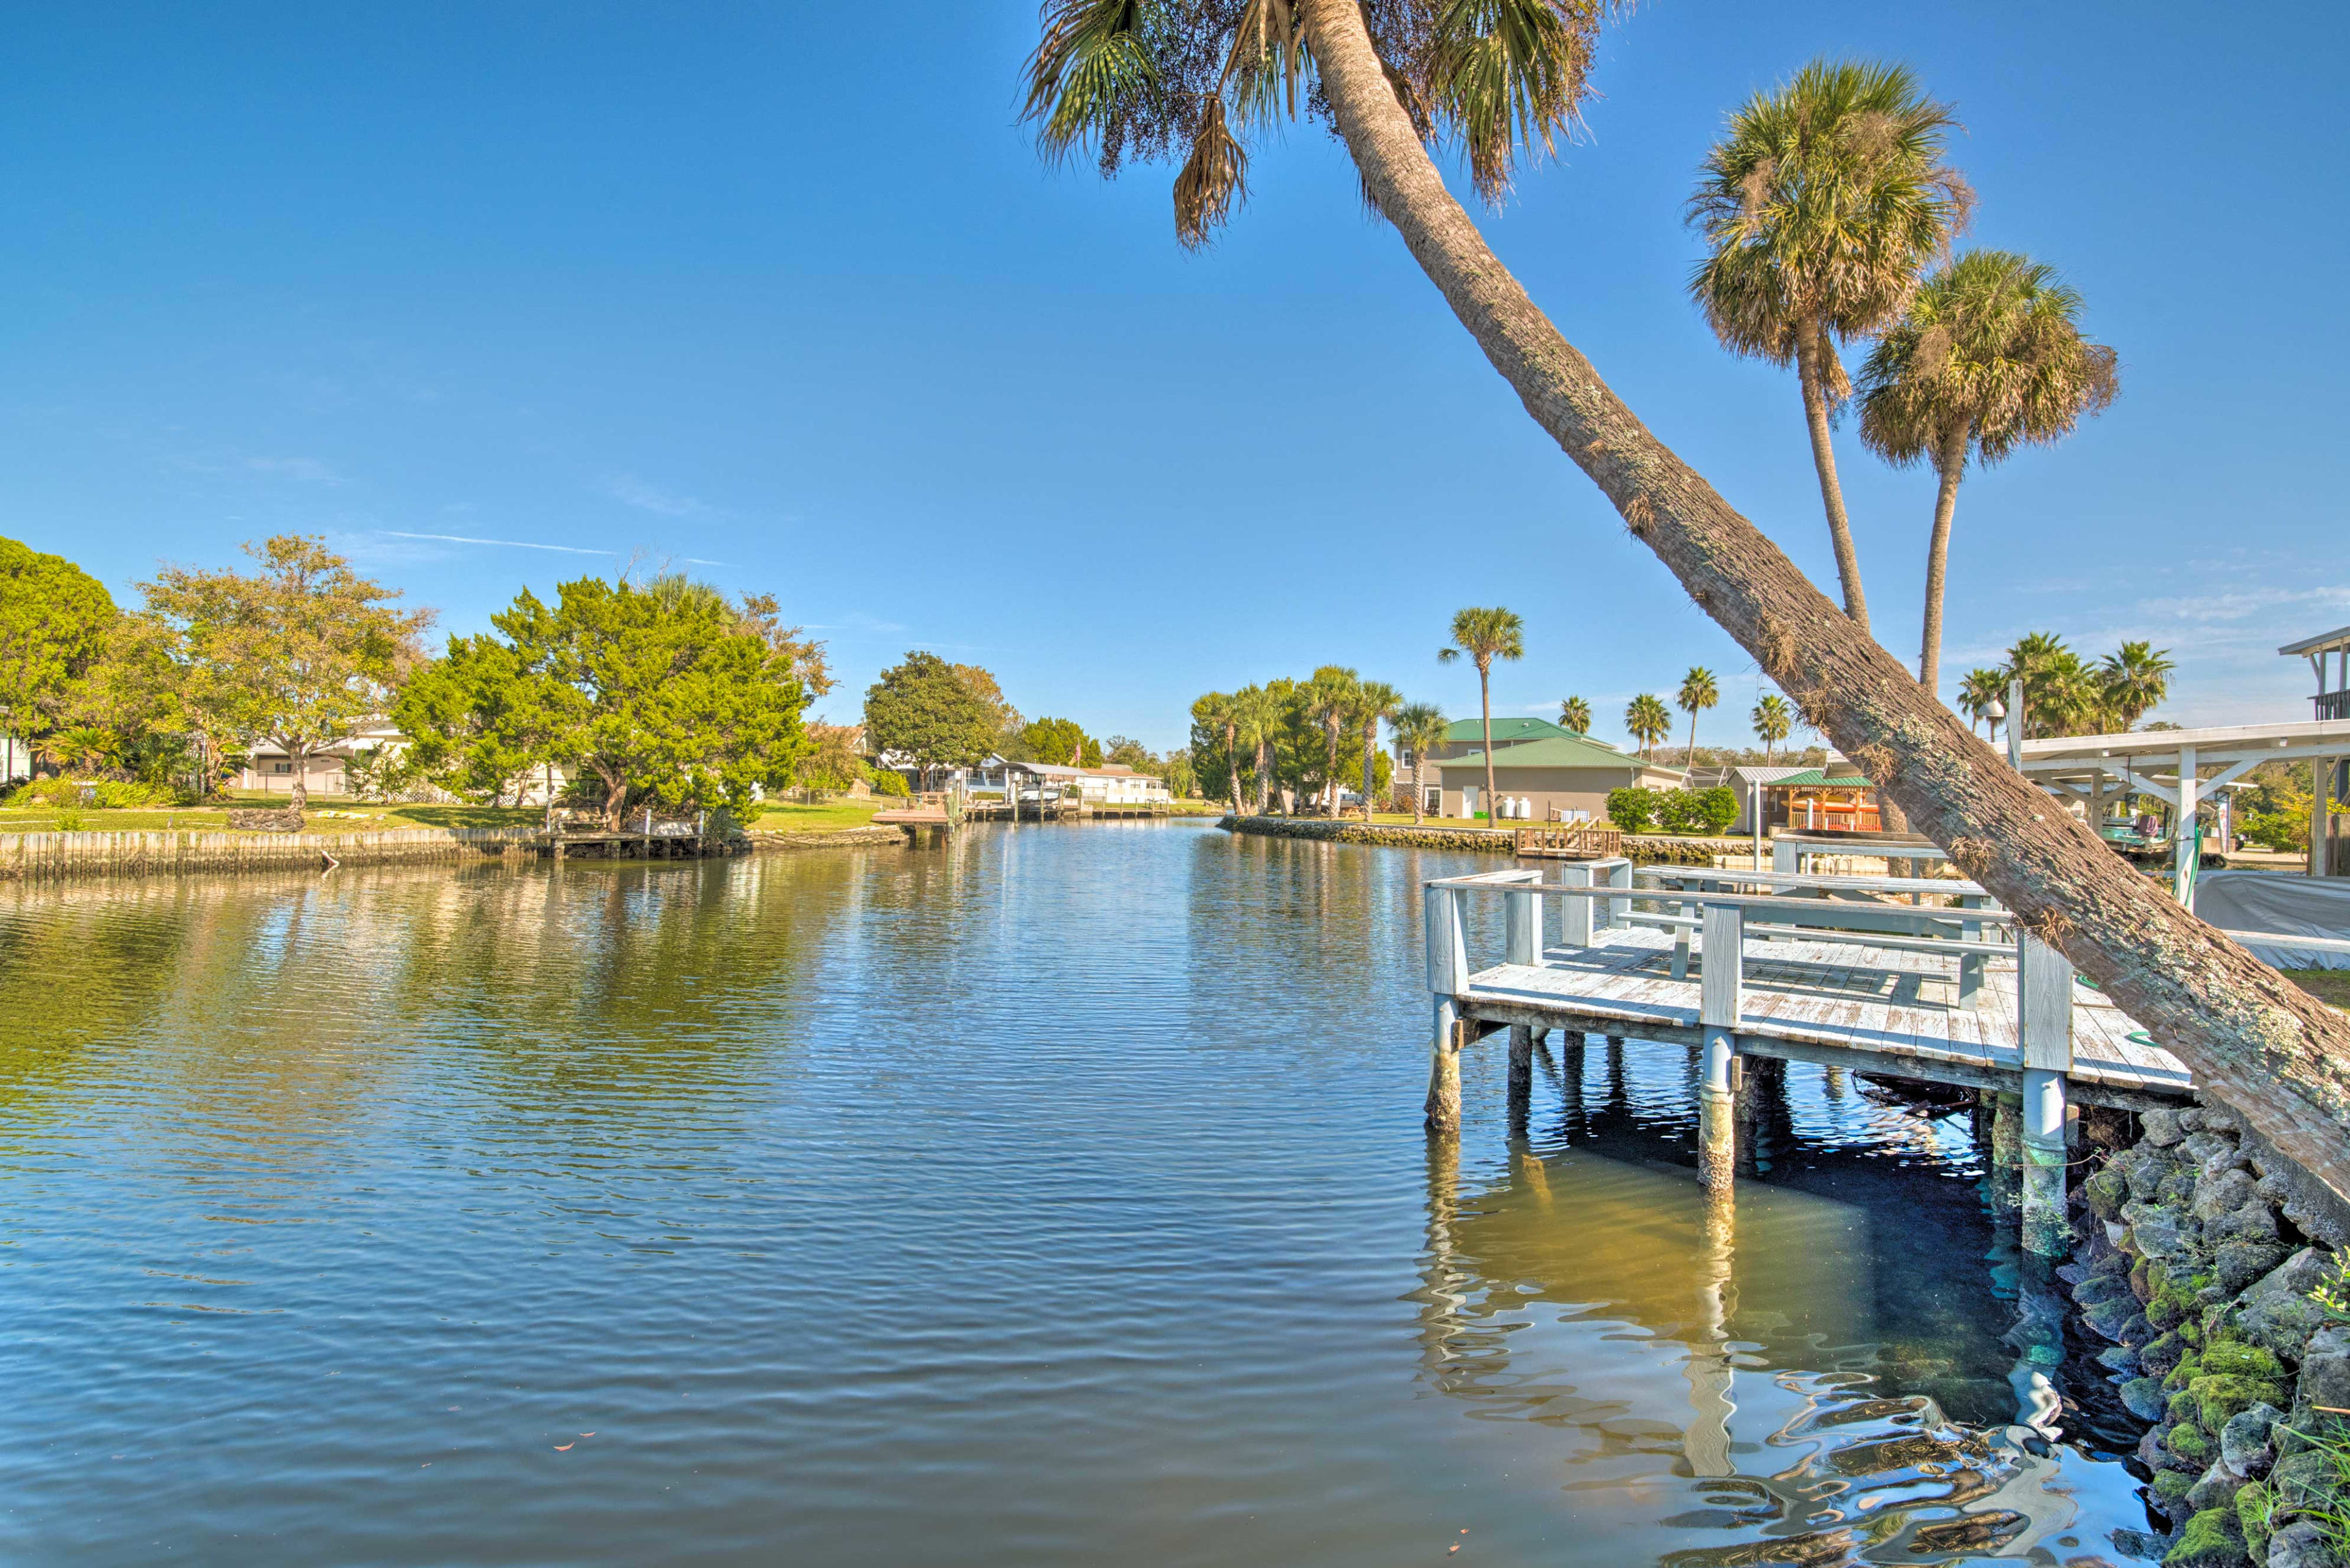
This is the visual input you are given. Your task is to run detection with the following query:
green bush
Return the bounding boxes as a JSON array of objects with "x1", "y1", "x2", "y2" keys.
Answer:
[
  {"x1": 14, "y1": 777, "x2": 175, "y2": 809},
  {"x1": 1655, "y1": 790, "x2": 1700, "y2": 834},
  {"x1": 1606, "y1": 786, "x2": 1658, "y2": 834},
  {"x1": 1692, "y1": 786, "x2": 1740, "y2": 835},
  {"x1": 865, "y1": 764, "x2": 910, "y2": 798}
]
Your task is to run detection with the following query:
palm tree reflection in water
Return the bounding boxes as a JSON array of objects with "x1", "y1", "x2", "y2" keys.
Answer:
[{"x1": 1412, "y1": 1039, "x2": 2120, "y2": 1563}]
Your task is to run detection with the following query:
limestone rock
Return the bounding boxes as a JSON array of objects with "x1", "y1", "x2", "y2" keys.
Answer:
[
  {"x1": 2185, "y1": 1130, "x2": 2243, "y2": 1169},
  {"x1": 2296, "y1": 1326, "x2": 2350, "y2": 1414},
  {"x1": 2221, "y1": 1403, "x2": 2284, "y2": 1478},
  {"x1": 2162, "y1": 1505, "x2": 2248, "y2": 1566},
  {"x1": 2213, "y1": 1203, "x2": 2284, "y2": 1247},
  {"x1": 2113, "y1": 1526, "x2": 2171, "y2": 1562},
  {"x1": 2145, "y1": 1108, "x2": 2190, "y2": 1147},
  {"x1": 2190, "y1": 1457, "x2": 2249, "y2": 1513},
  {"x1": 2268, "y1": 1520, "x2": 2343, "y2": 1568},
  {"x1": 2089, "y1": 1291, "x2": 2149, "y2": 1341},
  {"x1": 2240, "y1": 1251, "x2": 2333, "y2": 1361},
  {"x1": 2124, "y1": 1376, "x2": 2174, "y2": 1421},
  {"x1": 2129, "y1": 1202, "x2": 2204, "y2": 1264},
  {"x1": 2219, "y1": 1242, "x2": 2297, "y2": 1297},
  {"x1": 2198, "y1": 1169, "x2": 2262, "y2": 1222}
]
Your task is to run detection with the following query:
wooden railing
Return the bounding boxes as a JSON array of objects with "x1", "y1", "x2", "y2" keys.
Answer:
[{"x1": 1512, "y1": 823, "x2": 1622, "y2": 859}]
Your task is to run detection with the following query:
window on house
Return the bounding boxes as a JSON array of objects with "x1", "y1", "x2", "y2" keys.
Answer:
[{"x1": 272, "y1": 762, "x2": 292, "y2": 774}]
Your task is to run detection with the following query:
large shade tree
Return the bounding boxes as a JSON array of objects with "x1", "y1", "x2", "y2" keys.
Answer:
[
  {"x1": 0, "y1": 537, "x2": 117, "y2": 771},
  {"x1": 867, "y1": 652, "x2": 1000, "y2": 789},
  {"x1": 1687, "y1": 60, "x2": 1971, "y2": 633},
  {"x1": 142, "y1": 536, "x2": 431, "y2": 813},
  {"x1": 1023, "y1": 0, "x2": 2350, "y2": 1193},
  {"x1": 1856, "y1": 250, "x2": 2120, "y2": 691}
]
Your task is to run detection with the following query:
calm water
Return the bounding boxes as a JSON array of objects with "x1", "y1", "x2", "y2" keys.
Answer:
[{"x1": 2, "y1": 823, "x2": 2152, "y2": 1564}]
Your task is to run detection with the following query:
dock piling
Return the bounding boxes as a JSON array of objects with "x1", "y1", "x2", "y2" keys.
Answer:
[
  {"x1": 2018, "y1": 933, "x2": 2076, "y2": 1255},
  {"x1": 1697, "y1": 903, "x2": 1744, "y2": 1190}
]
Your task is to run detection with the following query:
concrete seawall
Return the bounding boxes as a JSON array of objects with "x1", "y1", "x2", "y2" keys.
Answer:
[
  {"x1": 744, "y1": 826, "x2": 905, "y2": 852},
  {"x1": 1217, "y1": 815, "x2": 1731, "y2": 865},
  {"x1": 1, "y1": 826, "x2": 546, "y2": 881}
]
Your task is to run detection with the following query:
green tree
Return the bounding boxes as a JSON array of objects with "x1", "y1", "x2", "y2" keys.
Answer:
[
  {"x1": 0, "y1": 536, "x2": 116, "y2": 764},
  {"x1": 1676, "y1": 666, "x2": 1718, "y2": 763},
  {"x1": 1437, "y1": 608, "x2": 1523, "y2": 823},
  {"x1": 1190, "y1": 691, "x2": 1243, "y2": 812},
  {"x1": 1020, "y1": 715, "x2": 1101, "y2": 769},
  {"x1": 400, "y1": 577, "x2": 810, "y2": 826},
  {"x1": 1354, "y1": 678, "x2": 1401, "y2": 821},
  {"x1": 1559, "y1": 695, "x2": 1591, "y2": 734},
  {"x1": 1956, "y1": 668, "x2": 2009, "y2": 736},
  {"x1": 1750, "y1": 693, "x2": 1792, "y2": 763},
  {"x1": 1024, "y1": 0, "x2": 2350, "y2": 1187},
  {"x1": 2098, "y1": 641, "x2": 2174, "y2": 731},
  {"x1": 141, "y1": 536, "x2": 431, "y2": 813},
  {"x1": 1688, "y1": 60, "x2": 1971, "y2": 632},
  {"x1": 1304, "y1": 665, "x2": 1360, "y2": 815},
  {"x1": 1105, "y1": 734, "x2": 1155, "y2": 770},
  {"x1": 1390, "y1": 701, "x2": 1448, "y2": 824},
  {"x1": 796, "y1": 723, "x2": 867, "y2": 796},
  {"x1": 1856, "y1": 250, "x2": 2119, "y2": 690},
  {"x1": 1229, "y1": 684, "x2": 1283, "y2": 814},
  {"x1": 1605, "y1": 785, "x2": 1657, "y2": 834},
  {"x1": 869, "y1": 652, "x2": 1000, "y2": 788},
  {"x1": 2002, "y1": 632, "x2": 2106, "y2": 737},
  {"x1": 1625, "y1": 693, "x2": 1671, "y2": 760}
]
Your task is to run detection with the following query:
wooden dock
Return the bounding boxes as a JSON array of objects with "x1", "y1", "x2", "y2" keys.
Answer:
[
  {"x1": 1512, "y1": 823, "x2": 1623, "y2": 859},
  {"x1": 1421, "y1": 859, "x2": 2196, "y2": 1258}
]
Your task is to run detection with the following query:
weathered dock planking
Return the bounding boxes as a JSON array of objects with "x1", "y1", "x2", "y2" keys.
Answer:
[{"x1": 1422, "y1": 859, "x2": 2195, "y2": 1257}]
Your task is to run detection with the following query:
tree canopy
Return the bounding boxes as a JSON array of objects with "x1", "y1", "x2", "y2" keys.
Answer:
[
  {"x1": 865, "y1": 651, "x2": 999, "y2": 782},
  {"x1": 0, "y1": 535, "x2": 116, "y2": 743},
  {"x1": 1020, "y1": 715, "x2": 1102, "y2": 768},
  {"x1": 395, "y1": 575, "x2": 810, "y2": 824}
]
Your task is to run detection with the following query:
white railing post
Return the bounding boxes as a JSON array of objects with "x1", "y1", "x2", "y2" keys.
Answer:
[
  {"x1": 1601, "y1": 857, "x2": 1632, "y2": 931},
  {"x1": 1561, "y1": 863, "x2": 1595, "y2": 946},
  {"x1": 2018, "y1": 932, "x2": 2074, "y2": 1256},
  {"x1": 1423, "y1": 884, "x2": 1468, "y2": 998},
  {"x1": 1506, "y1": 878, "x2": 1540, "y2": 968},
  {"x1": 1698, "y1": 901, "x2": 1744, "y2": 1190}
]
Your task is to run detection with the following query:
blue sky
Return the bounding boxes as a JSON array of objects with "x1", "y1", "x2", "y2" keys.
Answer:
[{"x1": 3, "y1": 2, "x2": 2341, "y2": 752}]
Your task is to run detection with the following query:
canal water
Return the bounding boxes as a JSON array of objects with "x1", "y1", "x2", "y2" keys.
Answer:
[{"x1": 1, "y1": 822, "x2": 2154, "y2": 1564}]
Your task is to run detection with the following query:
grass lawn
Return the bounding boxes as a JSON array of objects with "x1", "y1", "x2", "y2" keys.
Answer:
[
  {"x1": 748, "y1": 799, "x2": 886, "y2": 833},
  {"x1": 2285, "y1": 968, "x2": 2350, "y2": 1011}
]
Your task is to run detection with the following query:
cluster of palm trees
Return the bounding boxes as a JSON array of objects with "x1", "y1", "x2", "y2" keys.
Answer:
[
  {"x1": 1617, "y1": 668, "x2": 1720, "y2": 763},
  {"x1": 1192, "y1": 668, "x2": 1440, "y2": 823},
  {"x1": 1690, "y1": 61, "x2": 2119, "y2": 695},
  {"x1": 1955, "y1": 635, "x2": 2173, "y2": 739}
]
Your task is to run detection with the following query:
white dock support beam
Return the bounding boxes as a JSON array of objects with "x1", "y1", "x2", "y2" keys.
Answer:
[
  {"x1": 1425, "y1": 884, "x2": 1468, "y2": 1135},
  {"x1": 2174, "y1": 742, "x2": 2199, "y2": 908},
  {"x1": 1505, "y1": 877, "x2": 1540, "y2": 968},
  {"x1": 2018, "y1": 931, "x2": 2075, "y2": 1256},
  {"x1": 1698, "y1": 902, "x2": 1744, "y2": 1190},
  {"x1": 1561, "y1": 862, "x2": 1595, "y2": 946}
]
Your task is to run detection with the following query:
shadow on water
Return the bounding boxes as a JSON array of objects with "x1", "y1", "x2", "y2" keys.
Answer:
[{"x1": 1419, "y1": 1037, "x2": 2147, "y2": 1565}]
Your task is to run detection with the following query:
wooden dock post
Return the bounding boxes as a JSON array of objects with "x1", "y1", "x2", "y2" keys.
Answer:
[
  {"x1": 2019, "y1": 932, "x2": 2075, "y2": 1256},
  {"x1": 1560, "y1": 862, "x2": 1595, "y2": 946},
  {"x1": 1698, "y1": 902, "x2": 1743, "y2": 1190},
  {"x1": 1425, "y1": 884, "x2": 1468, "y2": 1136},
  {"x1": 1505, "y1": 876, "x2": 1540, "y2": 968},
  {"x1": 1507, "y1": 1025, "x2": 1534, "y2": 1130}
]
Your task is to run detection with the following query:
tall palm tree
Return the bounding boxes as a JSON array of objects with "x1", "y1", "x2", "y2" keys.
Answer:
[
  {"x1": 1437, "y1": 607, "x2": 1523, "y2": 823},
  {"x1": 1688, "y1": 61, "x2": 1972, "y2": 633},
  {"x1": 1354, "y1": 679, "x2": 1402, "y2": 821},
  {"x1": 1190, "y1": 690, "x2": 1244, "y2": 813},
  {"x1": 1390, "y1": 701, "x2": 1447, "y2": 824},
  {"x1": 1956, "y1": 668, "x2": 2008, "y2": 736},
  {"x1": 1024, "y1": 0, "x2": 2350, "y2": 1203},
  {"x1": 1751, "y1": 694, "x2": 1792, "y2": 763},
  {"x1": 1857, "y1": 250, "x2": 2121, "y2": 691},
  {"x1": 2003, "y1": 632, "x2": 2105, "y2": 737},
  {"x1": 2099, "y1": 641, "x2": 2174, "y2": 731},
  {"x1": 1676, "y1": 666, "x2": 1718, "y2": 765},
  {"x1": 1229, "y1": 683, "x2": 1282, "y2": 815},
  {"x1": 1305, "y1": 664, "x2": 1360, "y2": 814},
  {"x1": 1625, "y1": 694, "x2": 1671, "y2": 761},
  {"x1": 1559, "y1": 695, "x2": 1591, "y2": 734}
]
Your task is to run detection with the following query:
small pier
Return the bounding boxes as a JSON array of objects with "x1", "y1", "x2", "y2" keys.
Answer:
[{"x1": 1422, "y1": 859, "x2": 2196, "y2": 1256}]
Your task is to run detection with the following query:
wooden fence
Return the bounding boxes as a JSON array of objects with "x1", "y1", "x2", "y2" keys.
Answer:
[{"x1": 0, "y1": 826, "x2": 546, "y2": 882}]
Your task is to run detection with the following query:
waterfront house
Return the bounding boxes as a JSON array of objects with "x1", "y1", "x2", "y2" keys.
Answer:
[
  {"x1": 1397, "y1": 717, "x2": 1592, "y2": 815},
  {"x1": 1432, "y1": 735, "x2": 1684, "y2": 821}
]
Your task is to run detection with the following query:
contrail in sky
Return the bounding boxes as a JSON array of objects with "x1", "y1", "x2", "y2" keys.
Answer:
[{"x1": 384, "y1": 531, "x2": 614, "y2": 556}]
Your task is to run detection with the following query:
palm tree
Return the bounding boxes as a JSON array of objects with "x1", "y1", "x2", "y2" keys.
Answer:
[
  {"x1": 2099, "y1": 641, "x2": 2174, "y2": 731},
  {"x1": 1676, "y1": 666, "x2": 1718, "y2": 765},
  {"x1": 1559, "y1": 695, "x2": 1591, "y2": 734},
  {"x1": 1751, "y1": 694, "x2": 1792, "y2": 763},
  {"x1": 1390, "y1": 701, "x2": 1447, "y2": 824},
  {"x1": 44, "y1": 725, "x2": 119, "y2": 775},
  {"x1": 1956, "y1": 668, "x2": 2009, "y2": 736},
  {"x1": 1857, "y1": 251, "x2": 2120, "y2": 690},
  {"x1": 1354, "y1": 679, "x2": 1402, "y2": 821},
  {"x1": 1024, "y1": 0, "x2": 2350, "y2": 1203},
  {"x1": 2002, "y1": 632, "x2": 2106, "y2": 737},
  {"x1": 1436, "y1": 607, "x2": 1523, "y2": 823},
  {"x1": 1625, "y1": 694, "x2": 1671, "y2": 761},
  {"x1": 1305, "y1": 665, "x2": 1359, "y2": 814},
  {"x1": 1688, "y1": 61, "x2": 1971, "y2": 633},
  {"x1": 1190, "y1": 690, "x2": 1244, "y2": 813},
  {"x1": 1229, "y1": 684, "x2": 1282, "y2": 815}
]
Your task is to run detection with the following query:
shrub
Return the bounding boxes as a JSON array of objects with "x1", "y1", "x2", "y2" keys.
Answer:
[
  {"x1": 1606, "y1": 786, "x2": 1658, "y2": 834},
  {"x1": 864, "y1": 764, "x2": 910, "y2": 798},
  {"x1": 1655, "y1": 790, "x2": 1701, "y2": 834},
  {"x1": 15, "y1": 777, "x2": 174, "y2": 809},
  {"x1": 1692, "y1": 786, "x2": 1740, "y2": 835}
]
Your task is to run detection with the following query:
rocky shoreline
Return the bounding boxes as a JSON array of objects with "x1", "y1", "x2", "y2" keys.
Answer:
[{"x1": 2069, "y1": 1103, "x2": 2350, "y2": 1566}]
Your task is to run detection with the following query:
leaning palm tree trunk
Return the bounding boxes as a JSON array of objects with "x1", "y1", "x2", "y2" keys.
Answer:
[
  {"x1": 1797, "y1": 332, "x2": 1869, "y2": 631},
  {"x1": 1918, "y1": 425, "x2": 1970, "y2": 690},
  {"x1": 1300, "y1": 0, "x2": 2350, "y2": 1201}
]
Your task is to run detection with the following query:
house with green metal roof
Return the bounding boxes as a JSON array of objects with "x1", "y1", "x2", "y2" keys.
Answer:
[{"x1": 1427, "y1": 734, "x2": 1685, "y2": 822}]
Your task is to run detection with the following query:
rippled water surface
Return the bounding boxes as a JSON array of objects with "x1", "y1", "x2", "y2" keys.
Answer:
[{"x1": 2, "y1": 823, "x2": 2153, "y2": 1564}]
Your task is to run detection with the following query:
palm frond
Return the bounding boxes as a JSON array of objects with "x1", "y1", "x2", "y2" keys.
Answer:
[
  {"x1": 1173, "y1": 94, "x2": 1247, "y2": 247},
  {"x1": 1023, "y1": 0, "x2": 1164, "y2": 169}
]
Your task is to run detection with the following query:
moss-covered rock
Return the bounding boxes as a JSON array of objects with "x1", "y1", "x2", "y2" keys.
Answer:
[
  {"x1": 2194, "y1": 1374, "x2": 2292, "y2": 1433},
  {"x1": 2121, "y1": 1376, "x2": 2171, "y2": 1422},
  {"x1": 2144, "y1": 1332, "x2": 2190, "y2": 1378},
  {"x1": 2152, "y1": 1284, "x2": 2201, "y2": 1332},
  {"x1": 2155, "y1": 1467, "x2": 2198, "y2": 1507},
  {"x1": 2162, "y1": 1504, "x2": 2251, "y2": 1566},
  {"x1": 2168, "y1": 1421, "x2": 2215, "y2": 1465},
  {"x1": 2202, "y1": 1342, "x2": 2286, "y2": 1382},
  {"x1": 2085, "y1": 1165, "x2": 2130, "y2": 1222},
  {"x1": 2270, "y1": 1448, "x2": 2340, "y2": 1517},
  {"x1": 2169, "y1": 1354, "x2": 2206, "y2": 1392},
  {"x1": 2236, "y1": 1479, "x2": 2275, "y2": 1562}
]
